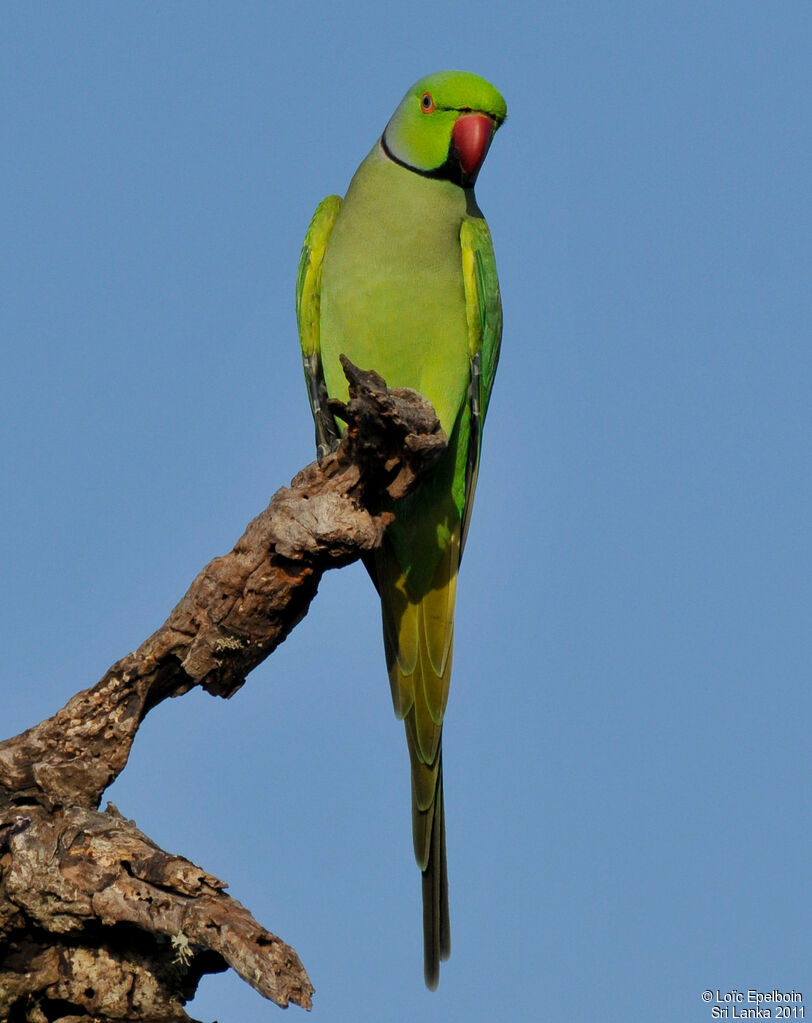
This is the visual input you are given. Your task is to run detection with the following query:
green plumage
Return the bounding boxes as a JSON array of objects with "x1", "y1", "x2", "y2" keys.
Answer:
[{"x1": 296, "y1": 70, "x2": 505, "y2": 989}]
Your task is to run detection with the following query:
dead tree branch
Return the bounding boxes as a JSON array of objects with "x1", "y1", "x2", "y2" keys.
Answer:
[{"x1": 0, "y1": 361, "x2": 446, "y2": 1022}]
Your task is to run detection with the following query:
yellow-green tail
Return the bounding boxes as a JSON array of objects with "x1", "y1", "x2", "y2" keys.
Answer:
[{"x1": 377, "y1": 525, "x2": 459, "y2": 988}]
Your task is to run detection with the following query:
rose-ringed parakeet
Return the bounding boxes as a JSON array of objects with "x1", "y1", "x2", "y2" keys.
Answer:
[{"x1": 296, "y1": 70, "x2": 506, "y2": 989}]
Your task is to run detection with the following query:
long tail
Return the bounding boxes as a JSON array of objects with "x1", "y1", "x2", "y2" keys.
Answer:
[
  {"x1": 377, "y1": 526, "x2": 459, "y2": 988},
  {"x1": 407, "y1": 721, "x2": 450, "y2": 989}
]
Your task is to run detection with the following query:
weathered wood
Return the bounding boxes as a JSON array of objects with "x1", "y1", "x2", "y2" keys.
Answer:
[{"x1": 0, "y1": 363, "x2": 446, "y2": 1021}]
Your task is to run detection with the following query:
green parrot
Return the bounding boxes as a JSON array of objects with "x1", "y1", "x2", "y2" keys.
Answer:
[{"x1": 296, "y1": 70, "x2": 506, "y2": 989}]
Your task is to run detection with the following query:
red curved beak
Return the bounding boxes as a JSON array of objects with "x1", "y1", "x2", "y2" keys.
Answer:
[{"x1": 451, "y1": 113, "x2": 494, "y2": 181}]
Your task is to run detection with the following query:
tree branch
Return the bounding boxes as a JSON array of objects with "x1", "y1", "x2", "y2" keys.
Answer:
[{"x1": 0, "y1": 361, "x2": 446, "y2": 1021}]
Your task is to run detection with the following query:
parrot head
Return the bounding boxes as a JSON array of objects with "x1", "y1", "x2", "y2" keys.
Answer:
[{"x1": 382, "y1": 70, "x2": 507, "y2": 188}]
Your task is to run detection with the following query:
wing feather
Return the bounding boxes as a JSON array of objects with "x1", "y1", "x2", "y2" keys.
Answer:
[
  {"x1": 460, "y1": 217, "x2": 502, "y2": 552},
  {"x1": 296, "y1": 195, "x2": 343, "y2": 460}
]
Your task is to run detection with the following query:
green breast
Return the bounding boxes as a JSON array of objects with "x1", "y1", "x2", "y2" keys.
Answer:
[{"x1": 319, "y1": 143, "x2": 471, "y2": 437}]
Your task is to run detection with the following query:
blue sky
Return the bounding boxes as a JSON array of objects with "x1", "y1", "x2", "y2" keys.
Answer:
[{"x1": 2, "y1": 3, "x2": 810, "y2": 1020}]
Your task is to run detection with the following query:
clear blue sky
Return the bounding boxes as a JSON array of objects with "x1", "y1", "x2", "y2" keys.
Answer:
[{"x1": 2, "y1": 3, "x2": 810, "y2": 1021}]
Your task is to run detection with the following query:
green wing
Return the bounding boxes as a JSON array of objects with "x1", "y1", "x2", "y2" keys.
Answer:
[
  {"x1": 460, "y1": 216, "x2": 502, "y2": 551},
  {"x1": 296, "y1": 194, "x2": 342, "y2": 461}
]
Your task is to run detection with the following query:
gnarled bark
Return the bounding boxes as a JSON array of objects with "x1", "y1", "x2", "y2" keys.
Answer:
[{"x1": 0, "y1": 361, "x2": 446, "y2": 1022}]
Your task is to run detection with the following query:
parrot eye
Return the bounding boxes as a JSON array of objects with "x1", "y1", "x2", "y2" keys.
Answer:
[{"x1": 420, "y1": 92, "x2": 435, "y2": 113}]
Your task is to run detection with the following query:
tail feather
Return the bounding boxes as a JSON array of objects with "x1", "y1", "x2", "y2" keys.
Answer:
[
  {"x1": 419, "y1": 533, "x2": 458, "y2": 722},
  {"x1": 421, "y1": 761, "x2": 450, "y2": 990},
  {"x1": 377, "y1": 523, "x2": 459, "y2": 988},
  {"x1": 408, "y1": 722, "x2": 449, "y2": 989},
  {"x1": 379, "y1": 567, "x2": 417, "y2": 719}
]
